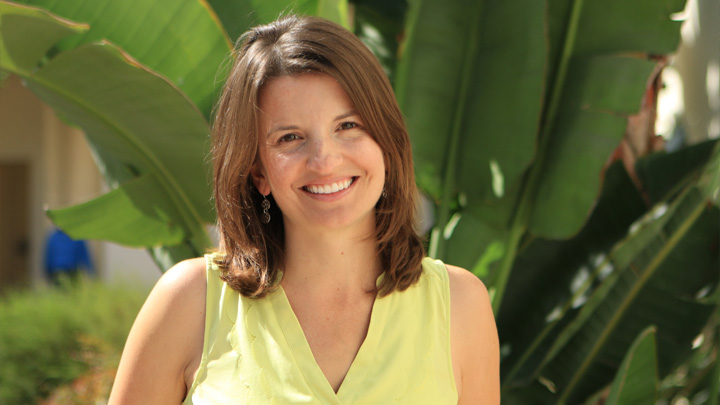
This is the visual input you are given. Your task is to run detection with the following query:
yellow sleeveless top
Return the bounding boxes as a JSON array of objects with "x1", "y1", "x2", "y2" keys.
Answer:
[{"x1": 183, "y1": 255, "x2": 458, "y2": 404}]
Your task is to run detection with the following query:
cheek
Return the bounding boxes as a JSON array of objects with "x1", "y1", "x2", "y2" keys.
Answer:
[
  {"x1": 366, "y1": 141, "x2": 386, "y2": 173},
  {"x1": 264, "y1": 154, "x2": 295, "y2": 187}
]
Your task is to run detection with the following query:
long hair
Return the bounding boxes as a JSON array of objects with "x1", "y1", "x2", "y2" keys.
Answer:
[{"x1": 212, "y1": 15, "x2": 424, "y2": 298}]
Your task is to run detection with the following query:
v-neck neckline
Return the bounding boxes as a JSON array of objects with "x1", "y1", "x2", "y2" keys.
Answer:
[{"x1": 270, "y1": 279, "x2": 388, "y2": 403}]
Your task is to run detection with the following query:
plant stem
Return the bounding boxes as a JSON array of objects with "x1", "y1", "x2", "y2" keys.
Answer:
[
  {"x1": 490, "y1": 0, "x2": 585, "y2": 315},
  {"x1": 491, "y1": 218, "x2": 525, "y2": 314},
  {"x1": 432, "y1": 0, "x2": 484, "y2": 260}
]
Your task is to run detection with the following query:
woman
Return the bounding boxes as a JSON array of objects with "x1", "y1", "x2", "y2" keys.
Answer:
[{"x1": 110, "y1": 15, "x2": 499, "y2": 404}]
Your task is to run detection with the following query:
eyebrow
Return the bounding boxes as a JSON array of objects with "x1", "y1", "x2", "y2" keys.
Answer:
[
  {"x1": 334, "y1": 110, "x2": 358, "y2": 121},
  {"x1": 266, "y1": 124, "x2": 300, "y2": 138},
  {"x1": 265, "y1": 110, "x2": 359, "y2": 138}
]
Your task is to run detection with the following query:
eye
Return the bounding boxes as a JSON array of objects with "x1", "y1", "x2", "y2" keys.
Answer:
[
  {"x1": 278, "y1": 133, "x2": 300, "y2": 143},
  {"x1": 339, "y1": 121, "x2": 359, "y2": 130}
]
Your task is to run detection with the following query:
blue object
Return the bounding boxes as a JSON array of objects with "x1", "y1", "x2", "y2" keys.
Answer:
[{"x1": 44, "y1": 229, "x2": 94, "y2": 279}]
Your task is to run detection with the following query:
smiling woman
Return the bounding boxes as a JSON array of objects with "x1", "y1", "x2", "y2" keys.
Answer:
[
  {"x1": 253, "y1": 73, "x2": 386, "y2": 234},
  {"x1": 210, "y1": 15, "x2": 424, "y2": 300},
  {"x1": 109, "y1": 15, "x2": 499, "y2": 404}
]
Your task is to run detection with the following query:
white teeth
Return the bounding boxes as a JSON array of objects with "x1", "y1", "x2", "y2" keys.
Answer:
[{"x1": 306, "y1": 178, "x2": 353, "y2": 194}]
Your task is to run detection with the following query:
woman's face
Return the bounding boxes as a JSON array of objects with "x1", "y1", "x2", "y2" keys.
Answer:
[{"x1": 252, "y1": 73, "x2": 385, "y2": 234}]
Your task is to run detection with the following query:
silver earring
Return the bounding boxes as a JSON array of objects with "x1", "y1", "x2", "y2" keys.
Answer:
[
  {"x1": 261, "y1": 195, "x2": 271, "y2": 224},
  {"x1": 382, "y1": 187, "x2": 387, "y2": 198}
]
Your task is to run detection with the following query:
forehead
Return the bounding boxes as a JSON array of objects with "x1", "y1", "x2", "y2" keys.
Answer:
[
  {"x1": 260, "y1": 72, "x2": 348, "y2": 100},
  {"x1": 257, "y1": 73, "x2": 355, "y2": 123}
]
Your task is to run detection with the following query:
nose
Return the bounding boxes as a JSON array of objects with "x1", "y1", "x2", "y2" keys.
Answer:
[{"x1": 306, "y1": 136, "x2": 342, "y2": 173}]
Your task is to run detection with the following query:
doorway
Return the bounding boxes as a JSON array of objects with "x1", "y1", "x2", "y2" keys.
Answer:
[{"x1": 0, "y1": 162, "x2": 30, "y2": 290}]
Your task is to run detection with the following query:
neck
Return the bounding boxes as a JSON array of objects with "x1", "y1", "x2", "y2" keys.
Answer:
[{"x1": 280, "y1": 220, "x2": 382, "y2": 295}]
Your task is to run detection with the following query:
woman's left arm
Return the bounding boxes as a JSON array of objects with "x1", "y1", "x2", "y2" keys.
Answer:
[{"x1": 447, "y1": 265, "x2": 500, "y2": 404}]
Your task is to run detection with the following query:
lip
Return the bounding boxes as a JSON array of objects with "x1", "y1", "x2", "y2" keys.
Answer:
[{"x1": 300, "y1": 176, "x2": 358, "y2": 199}]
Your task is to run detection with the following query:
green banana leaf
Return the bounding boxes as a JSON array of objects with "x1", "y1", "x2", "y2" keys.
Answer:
[
  {"x1": 501, "y1": 186, "x2": 718, "y2": 403},
  {"x1": 351, "y1": 0, "x2": 407, "y2": 83},
  {"x1": 539, "y1": 187, "x2": 717, "y2": 403},
  {"x1": 498, "y1": 140, "x2": 719, "y2": 402},
  {"x1": 206, "y1": 0, "x2": 348, "y2": 43},
  {"x1": 7, "y1": 0, "x2": 231, "y2": 119},
  {"x1": 396, "y1": 0, "x2": 545, "y2": 224},
  {"x1": 1, "y1": 0, "x2": 345, "y2": 269},
  {"x1": 605, "y1": 326, "x2": 659, "y2": 405},
  {"x1": 47, "y1": 174, "x2": 186, "y2": 247},
  {"x1": 0, "y1": 1, "x2": 214, "y2": 266},
  {"x1": 206, "y1": 0, "x2": 313, "y2": 42},
  {"x1": 396, "y1": 0, "x2": 687, "y2": 312},
  {"x1": 0, "y1": 1, "x2": 88, "y2": 75},
  {"x1": 498, "y1": 140, "x2": 718, "y2": 385},
  {"x1": 498, "y1": 160, "x2": 649, "y2": 387}
]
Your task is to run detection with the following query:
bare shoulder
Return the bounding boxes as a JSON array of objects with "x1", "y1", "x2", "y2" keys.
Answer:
[
  {"x1": 153, "y1": 257, "x2": 207, "y2": 300},
  {"x1": 445, "y1": 264, "x2": 494, "y2": 338},
  {"x1": 109, "y1": 257, "x2": 207, "y2": 404},
  {"x1": 446, "y1": 264, "x2": 500, "y2": 404},
  {"x1": 446, "y1": 265, "x2": 489, "y2": 305}
]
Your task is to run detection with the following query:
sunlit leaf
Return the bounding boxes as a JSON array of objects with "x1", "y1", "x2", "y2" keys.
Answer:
[
  {"x1": 0, "y1": 1, "x2": 87, "y2": 75},
  {"x1": 9, "y1": 0, "x2": 231, "y2": 118},
  {"x1": 47, "y1": 174, "x2": 184, "y2": 247}
]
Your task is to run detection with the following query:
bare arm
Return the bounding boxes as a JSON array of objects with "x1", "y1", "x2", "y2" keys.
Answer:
[
  {"x1": 109, "y1": 258, "x2": 206, "y2": 404},
  {"x1": 447, "y1": 265, "x2": 500, "y2": 404}
]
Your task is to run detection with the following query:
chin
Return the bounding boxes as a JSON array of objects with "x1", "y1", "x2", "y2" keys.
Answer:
[{"x1": 304, "y1": 210, "x2": 377, "y2": 233}]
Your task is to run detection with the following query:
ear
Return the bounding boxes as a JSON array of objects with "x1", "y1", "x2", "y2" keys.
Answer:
[{"x1": 250, "y1": 160, "x2": 271, "y2": 196}]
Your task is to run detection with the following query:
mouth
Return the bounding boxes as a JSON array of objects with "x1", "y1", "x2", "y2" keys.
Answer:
[{"x1": 303, "y1": 177, "x2": 356, "y2": 195}]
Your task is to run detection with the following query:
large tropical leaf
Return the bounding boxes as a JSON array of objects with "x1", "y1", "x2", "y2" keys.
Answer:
[
  {"x1": 502, "y1": 187, "x2": 718, "y2": 403},
  {"x1": 0, "y1": 1, "x2": 88, "y2": 74},
  {"x1": 351, "y1": 0, "x2": 407, "y2": 83},
  {"x1": 7, "y1": 0, "x2": 231, "y2": 118},
  {"x1": 208, "y1": 0, "x2": 320, "y2": 42},
  {"x1": 395, "y1": 0, "x2": 544, "y2": 232},
  {"x1": 206, "y1": 0, "x2": 348, "y2": 43},
  {"x1": 396, "y1": 0, "x2": 687, "y2": 312},
  {"x1": 497, "y1": 160, "x2": 649, "y2": 387},
  {"x1": 536, "y1": 187, "x2": 717, "y2": 403},
  {"x1": 46, "y1": 174, "x2": 186, "y2": 247},
  {"x1": 531, "y1": 0, "x2": 686, "y2": 235},
  {"x1": 498, "y1": 140, "x2": 718, "y2": 385},
  {"x1": 498, "y1": 140, "x2": 719, "y2": 402},
  {"x1": 0, "y1": 2, "x2": 214, "y2": 266}
]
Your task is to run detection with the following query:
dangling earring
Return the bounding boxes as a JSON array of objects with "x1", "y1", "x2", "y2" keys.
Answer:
[
  {"x1": 261, "y1": 195, "x2": 271, "y2": 224},
  {"x1": 382, "y1": 187, "x2": 387, "y2": 198}
]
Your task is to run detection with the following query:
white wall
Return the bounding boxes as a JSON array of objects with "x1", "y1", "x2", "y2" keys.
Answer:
[{"x1": 100, "y1": 243, "x2": 162, "y2": 287}]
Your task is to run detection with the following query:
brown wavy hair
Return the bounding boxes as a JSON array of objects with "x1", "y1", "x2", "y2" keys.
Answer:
[{"x1": 212, "y1": 15, "x2": 424, "y2": 298}]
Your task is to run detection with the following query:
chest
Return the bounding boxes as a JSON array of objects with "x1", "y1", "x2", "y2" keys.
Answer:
[
  {"x1": 185, "y1": 270, "x2": 458, "y2": 404},
  {"x1": 286, "y1": 292, "x2": 376, "y2": 392}
]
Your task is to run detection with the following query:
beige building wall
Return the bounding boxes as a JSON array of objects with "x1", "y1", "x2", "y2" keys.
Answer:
[
  {"x1": 0, "y1": 75, "x2": 159, "y2": 290},
  {"x1": 1, "y1": 75, "x2": 51, "y2": 288},
  {"x1": 675, "y1": 0, "x2": 720, "y2": 142}
]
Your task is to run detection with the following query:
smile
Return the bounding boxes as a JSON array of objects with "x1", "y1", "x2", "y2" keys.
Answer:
[{"x1": 303, "y1": 177, "x2": 355, "y2": 194}]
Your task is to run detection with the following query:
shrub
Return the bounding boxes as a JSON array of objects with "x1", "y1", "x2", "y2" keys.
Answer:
[{"x1": 0, "y1": 278, "x2": 146, "y2": 404}]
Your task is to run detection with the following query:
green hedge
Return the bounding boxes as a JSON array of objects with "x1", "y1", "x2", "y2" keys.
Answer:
[{"x1": 0, "y1": 278, "x2": 147, "y2": 404}]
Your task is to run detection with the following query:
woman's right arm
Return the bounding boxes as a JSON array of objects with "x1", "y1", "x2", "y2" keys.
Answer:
[{"x1": 109, "y1": 257, "x2": 207, "y2": 404}]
